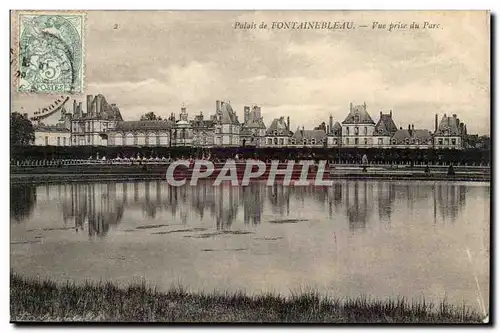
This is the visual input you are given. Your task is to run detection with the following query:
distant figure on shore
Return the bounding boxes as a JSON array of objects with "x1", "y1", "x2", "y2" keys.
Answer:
[
  {"x1": 447, "y1": 164, "x2": 456, "y2": 176},
  {"x1": 424, "y1": 164, "x2": 431, "y2": 175},
  {"x1": 361, "y1": 154, "x2": 368, "y2": 172}
]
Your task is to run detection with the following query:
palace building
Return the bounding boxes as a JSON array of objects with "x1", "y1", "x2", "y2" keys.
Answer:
[{"x1": 24, "y1": 94, "x2": 468, "y2": 150}]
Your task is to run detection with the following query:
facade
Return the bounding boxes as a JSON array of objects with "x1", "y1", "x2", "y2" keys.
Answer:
[
  {"x1": 264, "y1": 116, "x2": 292, "y2": 147},
  {"x1": 215, "y1": 100, "x2": 240, "y2": 147},
  {"x1": 341, "y1": 102, "x2": 376, "y2": 147},
  {"x1": 33, "y1": 124, "x2": 71, "y2": 146},
  {"x1": 71, "y1": 94, "x2": 123, "y2": 146},
  {"x1": 240, "y1": 105, "x2": 266, "y2": 147},
  {"x1": 433, "y1": 113, "x2": 467, "y2": 149},
  {"x1": 292, "y1": 128, "x2": 328, "y2": 147},
  {"x1": 373, "y1": 111, "x2": 398, "y2": 148}
]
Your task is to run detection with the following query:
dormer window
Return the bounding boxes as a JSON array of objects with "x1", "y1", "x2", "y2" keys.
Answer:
[
  {"x1": 415, "y1": 139, "x2": 420, "y2": 145},
  {"x1": 311, "y1": 138, "x2": 316, "y2": 145},
  {"x1": 392, "y1": 139, "x2": 397, "y2": 144},
  {"x1": 291, "y1": 139, "x2": 296, "y2": 145},
  {"x1": 303, "y1": 138, "x2": 307, "y2": 145},
  {"x1": 274, "y1": 130, "x2": 277, "y2": 136},
  {"x1": 405, "y1": 138, "x2": 409, "y2": 145},
  {"x1": 354, "y1": 115, "x2": 359, "y2": 122}
]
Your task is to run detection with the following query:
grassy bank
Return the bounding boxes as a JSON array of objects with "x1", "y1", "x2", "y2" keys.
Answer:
[{"x1": 10, "y1": 274, "x2": 483, "y2": 323}]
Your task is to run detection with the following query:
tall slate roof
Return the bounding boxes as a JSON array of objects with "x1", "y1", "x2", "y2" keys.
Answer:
[
  {"x1": 391, "y1": 129, "x2": 433, "y2": 144},
  {"x1": 220, "y1": 102, "x2": 240, "y2": 125},
  {"x1": 112, "y1": 120, "x2": 174, "y2": 131},
  {"x1": 435, "y1": 114, "x2": 461, "y2": 136},
  {"x1": 375, "y1": 112, "x2": 398, "y2": 136},
  {"x1": 266, "y1": 117, "x2": 291, "y2": 136},
  {"x1": 292, "y1": 129, "x2": 327, "y2": 142},
  {"x1": 342, "y1": 103, "x2": 375, "y2": 125}
]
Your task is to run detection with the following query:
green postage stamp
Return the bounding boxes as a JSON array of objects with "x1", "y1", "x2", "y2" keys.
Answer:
[{"x1": 16, "y1": 11, "x2": 85, "y2": 94}]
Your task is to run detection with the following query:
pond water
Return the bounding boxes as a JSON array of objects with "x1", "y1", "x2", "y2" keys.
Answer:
[{"x1": 10, "y1": 180, "x2": 490, "y2": 311}]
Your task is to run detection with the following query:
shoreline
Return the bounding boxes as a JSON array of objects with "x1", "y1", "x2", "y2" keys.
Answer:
[
  {"x1": 10, "y1": 172, "x2": 490, "y2": 184},
  {"x1": 10, "y1": 273, "x2": 484, "y2": 323}
]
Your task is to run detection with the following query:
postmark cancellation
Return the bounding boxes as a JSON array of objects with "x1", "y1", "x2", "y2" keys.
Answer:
[{"x1": 15, "y1": 11, "x2": 85, "y2": 94}]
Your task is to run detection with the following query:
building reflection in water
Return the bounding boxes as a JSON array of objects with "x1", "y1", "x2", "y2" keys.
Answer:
[
  {"x1": 10, "y1": 184, "x2": 37, "y2": 223},
  {"x1": 11, "y1": 180, "x2": 471, "y2": 235}
]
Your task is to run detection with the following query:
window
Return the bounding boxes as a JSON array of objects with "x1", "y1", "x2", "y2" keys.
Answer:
[
  {"x1": 346, "y1": 138, "x2": 349, "y2": 144},
  {"x1": 303, "y1": 138, "x2": 307, "y2": 145},
  {"x1": 279, "y1": 138, "x2": 284, "y2": 145},
  {"x1": 354, "y1": 127, "x2": 359, "y2": 135},
  {"x1": 267, "y1": 138, "x2": 272, "y2": 145},
  {"x1": 354, "y1": 115, "x2": 359, "y2": 122},
  {"x1": 405, "y1": 138, "x2": 409, "y2": 145},
  {"x1": 274, "y1": 138, "x2": 278, "y2": 145},
  {"x1": 311, "y1": 138, "x2": 316, "y2": 145},
  {"x1": 45, "y1": 136, "x2": 48, "y2": 145},
  {"x1": 157, "y1": 135, "x2": 161, "y2": 146},
  {"x1": 451, "y1": 138, "x2": 457, "y2": 145},
  {"x1": 87, "y1": 135, "x2": 91, "y2": 143},
  {"x1": 274, "y1": 130, "x2": 277, "y2": 136},
  {"x1": 346, "y1": 127, "x2": 349, "y2": 135},
  {"x1": 291, "y1": 139, "x2": 296, "y2": 145},
  {"x1": 438, "y1": 139, "x2": 443, "y2": 145},
  {"x1": 364, "y1": 127, "x2": 367, "y2": 135},
  {"x1": 415, "y1": 139, "x2": 419, "y2": 145},
  {"x1": 444, "y1": 138, "x2": 449, "y2": 145},
  {"x1": 378, "y1": 138, "x2": 383, "y2": 145},
  {"x1": 392, "y1": 139, "x2": 396, "y2": 145},
  {"x1": 355, "y1": 138, "x2": 359, "y2": 145},
  {"x1": 364, "y1": 138, "x2": 367, "y2": 145},
  {"x1": 134, "y1": 134, "x2": 138, "y2": 145}
]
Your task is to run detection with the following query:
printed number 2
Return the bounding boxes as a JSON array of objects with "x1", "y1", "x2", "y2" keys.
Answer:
[{"x1": 113, "y1": 24, "x2": 118, "y2": 29}]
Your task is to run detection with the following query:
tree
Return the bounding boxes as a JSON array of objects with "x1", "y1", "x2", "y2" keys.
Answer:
[
  {"x1": 10, "y1": 112, "x2": 34, "y2": 147},
  {"x1": 140, "y1": 112, "x2": 159, "y2": 121}
]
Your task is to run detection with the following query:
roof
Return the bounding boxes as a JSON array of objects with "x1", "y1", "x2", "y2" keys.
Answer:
[
  {"x1": 329, "y1": 121, "x2": 342, "y2": 136},
  {"x1": 266, "y1": 117, "x2": 290, "y2": 136},
  {"x1": 34, "y1": 124, "x2": 70, "y2": 133},
  {"x1": 191, "y1": 119, "x2": 216, "y2": 128},
  {"x1": 220, "y1": 102, "x2": 240, "y2": 125},
  {"x1": 342, "y1": 103, "x2": 375, "y2": 125},
  {"x1": 391, "y1": 129, "x2": 433, "y2": 144},
  {"x1": 240, "y1": 128, "x2": 253, "y2": 136},
  {"x1": 293, "y1": 129, "x2": 327, "y2": 141},
  {"x1": 375, "y1": 113, "x2": 398, "y2": 136},
  {"x1": 435, "y1": 114, "x2": 461, "y2": 136},
  {"x1": 112, "y1": 120, "x2": 174, "y2": 131}
]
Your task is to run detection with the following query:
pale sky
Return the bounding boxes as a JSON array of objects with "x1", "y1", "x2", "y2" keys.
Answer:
[{"x1": 12, "y1": 10, "x2": 490, "y2": 134}]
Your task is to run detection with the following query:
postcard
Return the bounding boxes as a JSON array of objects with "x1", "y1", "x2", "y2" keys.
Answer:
[{"x1": 10, "y1": 10, "x2": 490, "y2": 324}]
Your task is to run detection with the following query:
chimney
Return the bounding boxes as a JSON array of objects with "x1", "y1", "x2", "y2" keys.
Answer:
[
  {"x1": 435, "y1": 114, "x2": 438, "y2": 133},
  {"x1": 327, "y1": 125, "x2": 330, "y2": 133},
  {"x1": 86, "y1": 95, "x2": 93, "y2": 116},
  {"x1": 390, "y1": 109, "x2": 392, "y2": 117},
  {"x1": 95, "y1": 95, "x2": 102, "y2": 115},
  {"x1": 412, "y1": 124, "x2": 414, "y2": 130},
  {"x1": 244, "y1": 106, "x2": 250, "y2": 123},
  {"x1": 329, "y1": 114, "x2": 333, "y2": 131},
  {"x1": 350, "y1": 102, "x2": 353, "y2": 111},
  {"x1": 287, "y1": 116, "x2": 290, "y2": 130},
  {"x1": 73, "y1": 100, "x2": 77, "y2": 113},
  {"x1": 363, "y1": 101, "x2": 367, "y2": 109},
  {"x1": 380, "y1": 111, "x2": 382, "y2": 117},
  {"x1": 216, "y1": 100, "x2": 221, "y2": 112}
]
